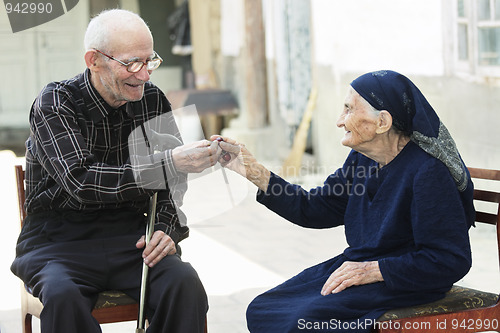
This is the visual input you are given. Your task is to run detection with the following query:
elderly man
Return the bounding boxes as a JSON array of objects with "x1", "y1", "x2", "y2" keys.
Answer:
[{"x1": 11, "y1": 9, "x2": 214, "y2": 333}]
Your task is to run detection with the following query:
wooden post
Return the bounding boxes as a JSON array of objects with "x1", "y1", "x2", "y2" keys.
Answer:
[{"x1": 244, "y1": 0, "x2": 269, "y2": 129}]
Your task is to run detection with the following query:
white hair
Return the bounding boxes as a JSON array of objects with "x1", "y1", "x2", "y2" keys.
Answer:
[
  {"x1": 357, "y1": 91, "x2": 381, "y2": 116},
  {"x1": 84, "y1": 9, "x2": 152, "y2": 52}
]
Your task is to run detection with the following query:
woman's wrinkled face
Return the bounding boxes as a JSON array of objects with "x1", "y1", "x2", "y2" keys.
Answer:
[{"x1": 336, "y1": 87, "x2": 380, "y2": 152}]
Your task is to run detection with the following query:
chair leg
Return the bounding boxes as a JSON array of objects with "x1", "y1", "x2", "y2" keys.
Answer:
[{"x1": 23, "y1": 313, "x2": 33, "y2": 333}]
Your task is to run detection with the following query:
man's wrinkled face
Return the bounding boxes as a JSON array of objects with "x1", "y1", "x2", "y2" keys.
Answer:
[
  {"x1": 337, "y1": 87, "x2": 380, "y2": 152},
  {"x1": 93, "y1": 26, "x2": 154, "y2": 108}
]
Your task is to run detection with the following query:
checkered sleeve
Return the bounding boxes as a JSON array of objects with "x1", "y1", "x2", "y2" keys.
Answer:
[{"x1": 29, "y1": 83, "x2": 153, "y2": 206}]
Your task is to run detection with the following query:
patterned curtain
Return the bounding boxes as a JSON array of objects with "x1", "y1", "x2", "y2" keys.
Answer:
[{"x1": 273, "y1": 0, "x2": 312, "y2": 143}]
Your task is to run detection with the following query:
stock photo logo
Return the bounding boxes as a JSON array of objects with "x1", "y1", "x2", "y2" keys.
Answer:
[{"x1": 4, "y1": 0, "x2": 79, "y2": 33}]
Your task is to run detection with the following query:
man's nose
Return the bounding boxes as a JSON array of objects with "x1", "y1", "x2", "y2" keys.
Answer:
[{"x1": 135, "y1": 65, "x2": 151, "y2": 81}]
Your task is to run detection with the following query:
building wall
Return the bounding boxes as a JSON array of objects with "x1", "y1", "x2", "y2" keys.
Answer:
[
  {"x1": 213, "y1": 0, "x2": 500, "y2": 173},
  {"x1": 0, "y1": 0, "x2": 89, "y2": 153},
  {"x1": 309, "y1": 0, "x2": 500, "y2": 174},
  {"x1": 0, "y1": 0, "x2": 185, "y2": 154},
  {"x1": 311, "y1": 0, "x2": 445, "y2": 75}
]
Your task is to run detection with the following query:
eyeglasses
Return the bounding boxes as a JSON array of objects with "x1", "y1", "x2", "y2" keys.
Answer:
[{"x1": 93, "y1": 49, "x2": 163, "y2": 73}]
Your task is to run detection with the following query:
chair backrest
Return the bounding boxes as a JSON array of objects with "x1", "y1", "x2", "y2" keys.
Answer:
[
  {"x1": 15, "y1": 165, "x2": 26, "y2": 226},
  {"x1": 468, "y1": 167, "x2": 500, "y2": 271}
]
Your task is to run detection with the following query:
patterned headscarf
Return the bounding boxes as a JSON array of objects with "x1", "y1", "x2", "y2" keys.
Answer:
[{"x1": 350, "y1": 70, "x2": 469, "y2": 192}]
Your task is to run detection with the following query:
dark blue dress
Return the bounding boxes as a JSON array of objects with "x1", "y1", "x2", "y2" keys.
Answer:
[{"x1": 246, "y1": 142, "x2": 474, "y2": 332}]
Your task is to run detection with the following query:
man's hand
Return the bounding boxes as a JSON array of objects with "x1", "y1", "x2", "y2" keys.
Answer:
[
  {"x1": 171, "y1": 139, "x2": 221, "y2": 173},
  {"x1": 321, "y1": 261, "x2": 384, "y2": 295},
  {"x1": 136, "y1": 231, "x2": 177, "y2": 267}
]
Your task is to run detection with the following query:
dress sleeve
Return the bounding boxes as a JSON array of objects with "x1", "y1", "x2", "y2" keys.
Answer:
[
  {"x1": 378, "y1": 159, "x2": 472, "y2": 292},
  {"x1": 256, "y1": 152, "x2": 358, "y2": 229}
]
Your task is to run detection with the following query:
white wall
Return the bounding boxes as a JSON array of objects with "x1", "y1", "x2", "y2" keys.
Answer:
[
  {"x1": 311, "y1": 0, "x2": 445, "y2": 76},
  {"x1": 308, "y1": 0, "x2": 500, "y2": 173},
  {"x1": 218, "y1": 0, "x2": 500, "y2": 172},
  {"x1": 220, "y1": 0, "x2": 244, "y2": 57},
  {"x1": 0, "y1": 0, "x2": 89, "y2": 128}
]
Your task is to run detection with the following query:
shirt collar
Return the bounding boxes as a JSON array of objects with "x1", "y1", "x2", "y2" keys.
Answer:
[{"x1": 81, "y1": 68, "x2": 122, "y2": 123}]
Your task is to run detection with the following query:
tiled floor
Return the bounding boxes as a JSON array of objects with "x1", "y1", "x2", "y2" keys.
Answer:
[{"x1": 0, "y1": 150, "x2": 498, "y2": 332}]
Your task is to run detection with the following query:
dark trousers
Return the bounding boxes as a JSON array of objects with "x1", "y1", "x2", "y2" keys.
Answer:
[{"x1": 12, "y1": 234, "x2": 208, "y2": 333}]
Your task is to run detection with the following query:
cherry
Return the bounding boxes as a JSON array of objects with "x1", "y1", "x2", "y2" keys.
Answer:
[{"x1": 214, "y1": 137, "x2": 231, "y2": 161}]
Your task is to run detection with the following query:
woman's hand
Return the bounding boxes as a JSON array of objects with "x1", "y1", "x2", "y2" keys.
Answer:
[
  {"x1": 210, "y1": 135, "x2": 250, "y2": 176},
  {"x1": 321, "y1": 261, "x2": 384, "y2": 295},
  {"x1": 210, "y1": 135, "x2": 271, "y2": 191}
]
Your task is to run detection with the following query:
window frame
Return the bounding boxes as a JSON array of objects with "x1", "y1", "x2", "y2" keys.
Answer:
[{"x1": 453, "y1": 0, "x2": 500, "y2": 78}]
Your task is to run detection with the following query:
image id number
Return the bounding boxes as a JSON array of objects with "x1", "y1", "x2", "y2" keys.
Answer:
[
  {"x1": 5, "y1": 2, "x2": 53, "y2": 14},
  {"x1": 452, "y1": 318, "x2": 499, "y2": 331}
]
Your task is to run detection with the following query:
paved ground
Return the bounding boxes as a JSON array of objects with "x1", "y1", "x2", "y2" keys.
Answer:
[{"x1": 0, "y1": 149, "x2": 498, "y2": 332}]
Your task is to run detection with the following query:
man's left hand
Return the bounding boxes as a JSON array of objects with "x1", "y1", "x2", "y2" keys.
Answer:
[
  {"x1": 136, "y1": 231, "x2": 177, "y2": 267},
  {"x1": 321, "y1": 261, "x2": 384, "y2": 295}
]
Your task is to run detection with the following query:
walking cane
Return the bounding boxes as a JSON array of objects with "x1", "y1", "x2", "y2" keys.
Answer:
[
  {"x1": 136, "y1": 189, "x2": 157, "y2": 333},
  {"x1": 135, "y1": 129, "x2": 182, "y2": 332}
]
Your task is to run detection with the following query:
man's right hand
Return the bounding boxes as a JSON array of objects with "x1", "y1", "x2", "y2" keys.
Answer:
[{"x1": 171, "y1": 139, "x2": 221, "y2": 173}]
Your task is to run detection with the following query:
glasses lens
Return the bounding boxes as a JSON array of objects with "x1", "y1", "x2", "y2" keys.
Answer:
[
  {"x1": 146, "y1": 59, "x2": 162, "y2": 71},
  {"x1": 127, "y1": 62, "x2": 144, "y2": 73}
]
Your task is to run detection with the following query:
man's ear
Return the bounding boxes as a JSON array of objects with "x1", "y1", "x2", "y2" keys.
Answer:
[
  {"x1": 376, "y1": 110, "x2": 393, "y2": 134},
  {"x1": 84, "y1": 50, "x2": 98, "y2": 70}
]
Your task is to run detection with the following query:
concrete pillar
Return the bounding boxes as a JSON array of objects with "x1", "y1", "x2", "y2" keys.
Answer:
[
  {"x1": 243, "y1": 0, "x2": 268, "y2": 129},
  {"x1": 222, "y1": 0, "x2": 275, "y2": 161}
]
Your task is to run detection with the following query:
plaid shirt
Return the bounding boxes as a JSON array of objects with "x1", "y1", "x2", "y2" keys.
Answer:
[{"x1": 24, "y1": 69, "x2": 189, "y2": 243}]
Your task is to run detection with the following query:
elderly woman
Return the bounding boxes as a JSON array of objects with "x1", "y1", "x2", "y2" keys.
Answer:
[{"x1": 213, "y1": 70, "x2": 474, "y2": 332}]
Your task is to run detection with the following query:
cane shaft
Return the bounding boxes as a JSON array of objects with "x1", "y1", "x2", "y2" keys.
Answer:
[{"x1": 136, "y1": 192, "x2": 157, "y2": 330}]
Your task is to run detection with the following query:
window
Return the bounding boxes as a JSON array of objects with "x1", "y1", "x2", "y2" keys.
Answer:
[
  {"x1": 457, "y1": 0, "x2": 469, "y2": 60},
  {"x1": 456, "y1": 0, "x2": 500, "y2": 76}
]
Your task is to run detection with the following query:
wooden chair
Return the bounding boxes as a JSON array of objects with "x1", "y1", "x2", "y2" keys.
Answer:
[
  {"x1": 15, "y1": 165, "x2": 209, "y2": 333},
  {"x1": 14, "y1": 165, "x2": 139, "y2": 332},
  {"x1": 374, "y1": 167, "x2": 500, "y2": 333}
]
